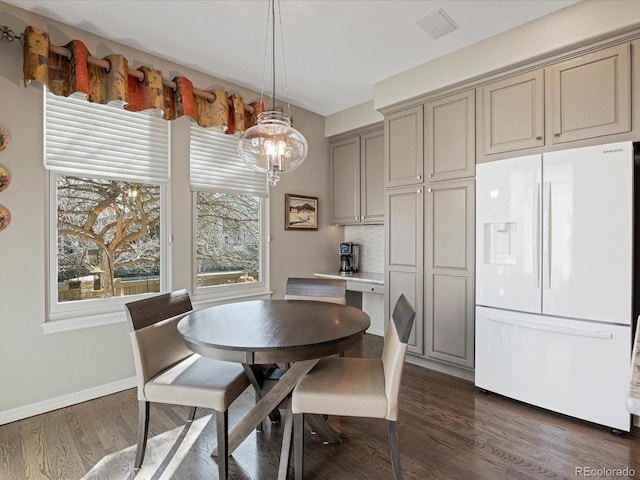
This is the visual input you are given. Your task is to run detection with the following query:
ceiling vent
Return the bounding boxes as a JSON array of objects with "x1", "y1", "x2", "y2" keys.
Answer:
[{"x1": 415, "y1": 8, "x2": 459, "y2": 39}]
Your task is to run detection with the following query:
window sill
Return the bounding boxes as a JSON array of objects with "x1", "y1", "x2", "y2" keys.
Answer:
[{"x1": 42, "y1": 310, "x2": 126, "y2": 334}]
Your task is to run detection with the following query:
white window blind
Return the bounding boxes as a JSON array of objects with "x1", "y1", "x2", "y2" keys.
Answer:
[
  {"x1": 190, "y1": 124, "x2": 268, "y2": 197},
  {"x1": 44, "y1": 91, "x2": 169, "y2": 183}
]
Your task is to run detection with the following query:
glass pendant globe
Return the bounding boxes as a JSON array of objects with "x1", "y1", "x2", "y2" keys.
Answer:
[{"x1": 238, "y1": 111, "x2": 308, "y2": 186}]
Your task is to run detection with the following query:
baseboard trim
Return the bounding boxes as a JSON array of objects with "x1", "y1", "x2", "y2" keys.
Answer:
[
  {"x1": 0, "y1": 377, "x2": 136, "y2": 426},
  {"x1": 406, "y1": 354, "x2": 475, "y2": 382},
  {"x1": 366, "y1": 327, "x2": 385, "y2": 337}
]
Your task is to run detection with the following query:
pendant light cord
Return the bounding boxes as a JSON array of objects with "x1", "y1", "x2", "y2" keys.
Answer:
[
  {"x1": 276, "y1": 0, "x2": 292, "y2": 118},
  {"x1": 258, "y1": 0, "x2": 290, "y2": 116},
  {"x1": 271, "y1": 0, "x2": 276, "y2": 112}
]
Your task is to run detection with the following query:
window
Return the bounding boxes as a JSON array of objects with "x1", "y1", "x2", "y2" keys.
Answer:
[
  {"x1": 190, "y1": 125, "x2": 268, "y2": 295},
  {"x1": 56, "y1": 175, "x2": 162, "y2": 302},
  {"x1": 196, "y1": 192, "x2": 262, "y2": 287},
  {"x1": 45, "y1": 91, "x2": 169, "y2": 318}
]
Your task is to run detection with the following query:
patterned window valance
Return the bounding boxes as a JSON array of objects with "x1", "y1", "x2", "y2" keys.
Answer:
[{"x1": 22, "y1": 26, "x2": 263, "y2": 133}]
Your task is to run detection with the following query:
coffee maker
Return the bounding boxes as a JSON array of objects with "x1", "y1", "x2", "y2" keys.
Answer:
[{"x1": 338, "y1": 241, "x2": 359, "y2": 275}]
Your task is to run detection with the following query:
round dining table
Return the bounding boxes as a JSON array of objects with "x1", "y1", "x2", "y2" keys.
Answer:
[{"x1": 177, "y1": 299, "x2": 370, "y2": 479}]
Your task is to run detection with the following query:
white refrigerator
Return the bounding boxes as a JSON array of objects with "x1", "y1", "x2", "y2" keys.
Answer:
[{"x1": 475, "y1": 141, "x2": 634, "y2": 432}]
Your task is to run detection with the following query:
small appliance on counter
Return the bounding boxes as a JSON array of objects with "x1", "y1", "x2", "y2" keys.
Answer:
[{"x1": 339, "y1": 241, "x2": 359, "y2": 275}]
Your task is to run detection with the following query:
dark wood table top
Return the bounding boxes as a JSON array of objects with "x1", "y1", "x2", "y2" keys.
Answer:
[{"x1": 177, "y1": 299, "x2": 371, "y2": 365}]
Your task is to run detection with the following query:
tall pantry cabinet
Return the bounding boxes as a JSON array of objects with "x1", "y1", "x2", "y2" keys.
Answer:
[
  {"x1": 384, "y1": 106, "x2": 424, "y2": 354},
  {"x1": 424, "y1": 90, "x2": 475, "y2": 369},
  {"x1": 384, "y1": 90, "x2": 476, "y2": 369}
]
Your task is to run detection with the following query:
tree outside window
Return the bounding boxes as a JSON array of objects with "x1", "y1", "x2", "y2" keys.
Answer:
[
  {"x1": 196, "y1": 191, "x2": 260, "y2": 287},
  {"x1": 56, "y1": 175, "x2": 161, "y2": 302}
]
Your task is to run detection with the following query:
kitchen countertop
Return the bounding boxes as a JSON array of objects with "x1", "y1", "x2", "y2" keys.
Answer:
[{"x1": 314, "y1": 271, "x2": 384, "y2": 285}]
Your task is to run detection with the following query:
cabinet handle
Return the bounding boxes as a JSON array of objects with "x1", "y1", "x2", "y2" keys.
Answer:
[
  {"x1": 554, "y1": 133, "x2": 560, "y2": 138},
  {"x1": 536, "y1": 136, "x2": 542, "y2": 141},
  {"x1": 428, "y1": 174, "x2": 433, "y2": 178},
  {"x1": 417, "y1": 175, "x2": 422, "y2": 180},
  {"x1": 355, "y1": 216, "x2": 360, "y2": 220},
  {"x1": 418, "y1": 189, "x2": 422, "y2": 193},
  {"x1": 426, "y1": 188, "x2": 431, "y2": 193},
  {"x1": 362, "y1": 216, "x2": 366, "y2": 220}
]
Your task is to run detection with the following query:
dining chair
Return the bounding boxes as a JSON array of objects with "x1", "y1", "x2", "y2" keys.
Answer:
[
  {"x1": 284, "y1": 277, "x2": 347, "y2": 365},
  {"x1": 124, "y1": 289, "x2": 250, "y2": 479},
  {"x1": 257, "y1": 277, "x2": 350, "y2": 431},
  {"x1": 291, "y1": 294, "x2": 416, "y2": 480},
  {"x1": 284, "y1": 277, "x2": 347, "y2": 305}
]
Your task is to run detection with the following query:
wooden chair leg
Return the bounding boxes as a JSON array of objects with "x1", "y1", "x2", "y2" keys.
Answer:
[
  {"x1": 188, "y1": 406, "x2": 197, "y2": 422},
  {"x1": 216, "y1": 410, "x2": 229, "y2": 479},
  {"x1": 294, "y1": 413, "x2": 304, "y2": 480},
  {"x1": 388, "y1": 420, "x2": 402, "y2": 480},
  {"x1": 134, "y1": 401, "x2": 150, "y2": 470}
]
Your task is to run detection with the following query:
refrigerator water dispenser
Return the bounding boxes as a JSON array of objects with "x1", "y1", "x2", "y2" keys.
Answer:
[{"x1": 484, "y1": 222, "x2": 516, "y2": 264}]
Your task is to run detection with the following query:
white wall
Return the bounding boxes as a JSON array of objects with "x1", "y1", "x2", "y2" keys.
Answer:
[
  {"x1": 0, "y1": 1, "x2": 338, "y2": 422},
  {"x1": 325, "y1": 0, "x2": 640, "y2": 135}
]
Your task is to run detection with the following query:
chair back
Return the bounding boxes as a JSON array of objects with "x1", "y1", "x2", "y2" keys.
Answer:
[
  {"x1": 381, "y1": 294, "x2": 416, "y2": 421},
  {"x1": 124, "y1": 290, "x2": 194, "y2": 400},
  {"x1": 285, "y1": 277, "x2": 347, "y2": 305}
]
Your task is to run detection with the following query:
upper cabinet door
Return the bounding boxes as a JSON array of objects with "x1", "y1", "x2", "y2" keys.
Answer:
[
  {"x1": 384, "y1": 105, "x2": 424, "y2": 188},
  {"x1": 548, "y1": 43, "x2": 631, "y2": 144},
  {"x1": 425, "y1": 89, "x2": 475, "y2": 181},
  {"x1": 478, "y1": 69, "x2": 544, "y2": 156},
  {"x1": 330, "y1": 136, "x2": 361, "y2": 224},
  {"x1": 361, "y1": 129, "x2": 385, "y2": 224}
]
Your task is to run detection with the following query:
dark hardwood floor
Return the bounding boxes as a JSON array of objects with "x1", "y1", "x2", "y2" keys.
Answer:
[{"x1": 1, "y1": 334, "x2": 638, "y2": 479}]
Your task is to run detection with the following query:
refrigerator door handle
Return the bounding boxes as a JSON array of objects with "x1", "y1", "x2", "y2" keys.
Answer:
[
  {"x1": 535, "y1": 182, "x2": 541, "y2": 288},
  {"x1": 485, "y1": 316, "x2": 613, "y2": 339},
  {"x1": 542, "y1": 181, "x2": 551, "y2": 289}
]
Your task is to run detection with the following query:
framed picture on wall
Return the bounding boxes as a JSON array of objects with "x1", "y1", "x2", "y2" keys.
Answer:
[{"x1": 285, "y1": 194, "x2": 318, "y2": 231}]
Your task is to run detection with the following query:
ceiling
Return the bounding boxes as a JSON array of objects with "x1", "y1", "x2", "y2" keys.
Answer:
[{"x1": 6, "y1": 0, "x2": 579, "y2": 116}]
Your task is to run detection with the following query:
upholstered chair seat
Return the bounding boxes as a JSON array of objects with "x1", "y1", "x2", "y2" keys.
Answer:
[
  {"x1": 292, "y1": 357, "x2": 388, "y2": 418},
  {"x1": 143, "y1": 353, "x2": 249, "y2": 413}
]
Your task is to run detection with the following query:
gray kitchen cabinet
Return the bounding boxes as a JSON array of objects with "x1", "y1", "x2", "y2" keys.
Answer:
[
  {"x1": 330, "y1": 125, "x2": 384, "y2": 225},
  {"x1": 385, "y1": 184, "x2": 424, "y2": 354},
  {"x1": 330, "y1": 136, "x2": 360, "y2": 224},
  {"x1": 425, "y1": 178, "x2": 475, "y2": 368},
  {"x1": 384, "y1": 105, "x2": 424, "y2": 188},
  {"x1": 360, "y1": 129, "x2": 385, "y2": 223},
  {"x1": 547, "y1": 43, "x2": 631, "y2": 144},
  {"x1": 425, "y1": 89, "x2": 475, "y2": 181},
  {"x1": 477, "y1": 69, "x2": 544, "y2": 156}
]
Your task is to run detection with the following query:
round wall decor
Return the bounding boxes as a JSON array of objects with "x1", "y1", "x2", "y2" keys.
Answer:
[
  {"x1": 0, "y1": 205, "x2": 10, "y2": 232},
  {"x1": 0, "y1": 166, "x2": 10, "y2": 192},
  {"x1": 0, "y1": 128, "x2": 9, "y2": 152}
]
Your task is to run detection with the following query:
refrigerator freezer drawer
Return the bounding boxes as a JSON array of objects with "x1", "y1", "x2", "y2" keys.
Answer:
[{"x1": 475, "y1": 306, "x2": 631, "y2": 431}]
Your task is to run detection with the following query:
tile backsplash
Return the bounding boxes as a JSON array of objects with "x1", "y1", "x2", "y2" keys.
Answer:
[{"x1": 344, "y1": 225, "x2": 384, "y2": 273}]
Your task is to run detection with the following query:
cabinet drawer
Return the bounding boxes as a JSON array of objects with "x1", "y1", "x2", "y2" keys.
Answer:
[{"x1": 346, "y1": 281, "x2": 384, "y2": 295}]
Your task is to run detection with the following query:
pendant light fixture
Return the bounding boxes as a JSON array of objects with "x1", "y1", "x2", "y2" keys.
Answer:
[{"x1": 237, "y1": 0, "x2": 308, "y2": 186}]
